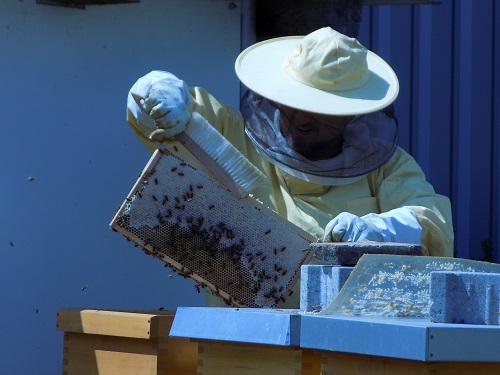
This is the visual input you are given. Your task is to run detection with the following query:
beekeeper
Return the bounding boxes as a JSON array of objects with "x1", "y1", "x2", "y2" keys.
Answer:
[{"x1": 127, "y1": 27, "x2": 453, "y2": 267}]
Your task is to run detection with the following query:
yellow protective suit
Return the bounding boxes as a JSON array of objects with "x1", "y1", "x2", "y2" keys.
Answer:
[{"x1": 127, "y1": 84, "x2": 454, "y2": 307}]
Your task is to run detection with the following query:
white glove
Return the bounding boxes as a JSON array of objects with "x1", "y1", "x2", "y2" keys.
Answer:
[
  {"x1": 141, "y1": 81, "x2": 191, "y2": 141},
  {"x1": 323, "y1": 207, "x2": 422, "y2": 244}
]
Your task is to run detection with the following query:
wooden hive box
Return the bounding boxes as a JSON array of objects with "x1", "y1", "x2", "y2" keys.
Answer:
[
  {"x1": 56, "y1": 309, "x2": 197, "y2": 375},
  {"x1": 319, "y1": 351, "x2": 500, "y2": 375},
  {"x1": 195, "y1": 341, "x2": 321, "y2": 375}
]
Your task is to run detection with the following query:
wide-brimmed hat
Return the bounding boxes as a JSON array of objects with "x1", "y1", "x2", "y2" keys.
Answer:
[{"x1": 235, "y1": 27, "x2": 399, "y2": 116}]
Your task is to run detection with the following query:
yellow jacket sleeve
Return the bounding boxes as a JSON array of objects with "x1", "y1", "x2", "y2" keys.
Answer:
[{"x1": 369, "y1": 147, "x2": 454, "y2": 257}]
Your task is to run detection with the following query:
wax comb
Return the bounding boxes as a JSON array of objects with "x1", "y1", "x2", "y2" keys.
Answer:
[{"x1": 110, "y1": 144, "x2": 316, "y2": 308}]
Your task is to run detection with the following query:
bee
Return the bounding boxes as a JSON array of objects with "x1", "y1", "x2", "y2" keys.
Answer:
[
  {"x1": 178, "y1": 172, "x2": 185, "y2": 176},
  {"x1": 196, "y1": 185, "x2": 203, "y2": 189},
  {"x1": 171, "y1": 167, "x2": 177, "y2": 172},
  {"x1": 264, "y1": 230, "x2": 271, "y2": 235},
  {"x1": 208, "y1": 204, "x2": 215, "y2": 210},
  {"x1": 154, "y1": 178, "x2": 158, "y2": 185},
  {"x1": 162, "y1": 195, "x2": 169, "y2": 205},
  {"x1": 173, "y1": 146, "x2": 179, "y2": 152},
  {"x1": 152, "y1": 195, "x2": 157, "y2": 202}
]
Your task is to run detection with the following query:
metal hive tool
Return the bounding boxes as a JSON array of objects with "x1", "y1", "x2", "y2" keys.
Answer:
[{"x1": 110, "y1": 143, "x2": 316, "y2": 308}]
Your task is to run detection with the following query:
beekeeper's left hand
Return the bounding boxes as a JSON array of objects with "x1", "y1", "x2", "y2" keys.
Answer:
[{"x1": 323, "y1": 207, "x2": 422, "y2": 244}]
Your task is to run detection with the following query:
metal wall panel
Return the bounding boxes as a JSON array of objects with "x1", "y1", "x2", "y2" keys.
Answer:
[{"x1": 360, "y1": 0, "x2": 499, "y2": 261}]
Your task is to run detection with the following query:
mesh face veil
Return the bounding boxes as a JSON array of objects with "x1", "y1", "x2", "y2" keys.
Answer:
[{"x1": 242, "y1": 91, "x2": 399, "y2": 186}]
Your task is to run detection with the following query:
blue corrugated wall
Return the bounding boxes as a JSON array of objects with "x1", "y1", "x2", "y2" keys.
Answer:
[{"x1": 357, "y1": 0, "x2": 499, "y2": 261}]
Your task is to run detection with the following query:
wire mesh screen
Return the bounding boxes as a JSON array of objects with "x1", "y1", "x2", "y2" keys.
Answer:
[{"x1": 110, "y1": 144, "x2": 315, "y2": 308}]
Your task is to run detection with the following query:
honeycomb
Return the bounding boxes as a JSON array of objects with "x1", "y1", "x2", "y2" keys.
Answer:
[{"x1": 110, "y1": 144, "x2": 315, "y2": 308}]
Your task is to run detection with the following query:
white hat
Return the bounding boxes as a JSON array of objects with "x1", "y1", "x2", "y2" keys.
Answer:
[{"x1": 235, "y1": 27, "x2": 399, "y2": 116}]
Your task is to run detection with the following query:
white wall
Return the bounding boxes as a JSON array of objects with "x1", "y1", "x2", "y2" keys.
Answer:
[{"x1": 0, "y1": 0, "x2": 241, "y2": 373}]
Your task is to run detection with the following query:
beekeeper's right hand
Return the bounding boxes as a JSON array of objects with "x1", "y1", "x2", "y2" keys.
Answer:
[{"x1": 141, "y1": 81, "x2": 191, "y2": 142}]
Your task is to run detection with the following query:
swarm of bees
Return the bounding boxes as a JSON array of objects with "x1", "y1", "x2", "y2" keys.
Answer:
[{"x1": 111, "y1": 145, "x2": 314, "y2": 308}]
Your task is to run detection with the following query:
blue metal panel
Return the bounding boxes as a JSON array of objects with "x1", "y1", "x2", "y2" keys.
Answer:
[
  {"x1": 414, "y1": 5, "x2": 432, "y2": 174},
  {"x1": 301, "y1": 314, "x2": 500, "y2": 362},
  {"x1": 467, "y1": 1, "x2": 495, "y2": 261},
  {"x1": 424, "y1": 1, "x2": 454, "y2": 197},
  {"x1": 169, "y1": 307, "x2": 500, "y2": 362},
  {"x1": 170, "y1": 307, "x2": 301, "y2": 346},
  {"x1": 452, "y1": 0, "x2": 473, "y2": 260},
  {"x1": 428, "y1": 325, "x2": 500, "y2": 361},
  {"x1": 452, "y1": 0, "x2": 495, "y2": 260},
  {"x1": 361, "y1": 0, "x2": 499, "y2": 262},
  {"x1": 387, "y1": 6, "x2": 415, "y2": 155},
  {"x1": 300, "y1": 314, "x2": 429, "y2": 361},
  {"x1": 493, "y1": 0, "x2": 500, "y2": 263}
]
